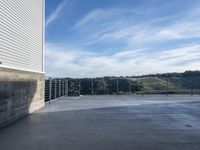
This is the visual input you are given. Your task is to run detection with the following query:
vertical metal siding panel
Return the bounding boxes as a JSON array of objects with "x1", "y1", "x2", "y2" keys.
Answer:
[{"x1": 0, "y1": 0, "x2": 44, "y2": 72}]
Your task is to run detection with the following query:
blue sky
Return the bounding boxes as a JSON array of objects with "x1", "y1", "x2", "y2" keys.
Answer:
[{"x1": 45, "y1": 0, "x2": 200, "y2": 77}]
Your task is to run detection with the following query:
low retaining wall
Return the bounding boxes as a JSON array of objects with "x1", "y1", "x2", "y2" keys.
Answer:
[{"x1": 0, "y1": 67, "x2": 45, "y2": 127}]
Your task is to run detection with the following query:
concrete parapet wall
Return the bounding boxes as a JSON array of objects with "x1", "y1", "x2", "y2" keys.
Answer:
[{"x1": 0, "y1": 67, "x2": 44, "y2": 127}]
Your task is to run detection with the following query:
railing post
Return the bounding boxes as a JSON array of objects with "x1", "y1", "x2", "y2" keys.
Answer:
[
  {"x1": 116, "y1": 78, "x2": 119, "y2": 95},
  {"x1": 91, "y1": 78, "x2": 94, "y2": 95},
  {"x1": 191, "y1": 77, "x2": 193, "y2": 96},
  {"x1": 61, "y1": 79, "x2": 63, "y2": 96},
  {"x1": 49, "y1": 78, "x2": 52, "y2": 103},
  {"x1": 59, "y1": 79, "x2": 61, "y2": 99},
  {"x1": 79, "y1": 80, "x2": 81, "y2": 96},
  {"x1": 62, "y1": 79, "x2": 64, "y2": 96},
  {"x1": 60, "y1": 79, "x2": 62, "y2": 97},
  {"x1": 60, "y1": 79, "x2": 62, "y2": 98},
  {"x1": 141, "y1": 79, "x2": 144, "y2": 96},
  {"x1": 54, "y1": 79, "x2": 57, "y2": 99},
  {"x1": 65, "y1": 79, "x2": 68, "y2": 97},
  {"x1": 167, "y1": 78, "x2": 169, "y2": 96},
  {"x1": 129, "y1": 82, "x2": 131, "y2": 95},
  {"x1": 103, "y1": 77, "x2": 106, "y2": 95},
  {"x1": 178, "y1": 79, "x2": 181, "y2": 94}
]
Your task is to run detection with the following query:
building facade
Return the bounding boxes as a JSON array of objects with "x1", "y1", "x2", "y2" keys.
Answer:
[{"x1": 0, "y1": 0, "x2": 45, "y2": 127}]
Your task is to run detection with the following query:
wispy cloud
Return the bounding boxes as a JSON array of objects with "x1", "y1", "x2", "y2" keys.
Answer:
[
  {"x1": 72, "y1": 6, "x2": 200, "y2": 46},
  {"x1": 74, "y1": 9, "x2": 104, "y2": 29},
  {"x1": 127, "y1": 21, "x2": 200, "y2": 46},
  {"x1": 74, "y1": 8, "x2": 142, "y2": 29},
  {"x1": 46, "y1": 0, "x2": 67, "y2": 27}
]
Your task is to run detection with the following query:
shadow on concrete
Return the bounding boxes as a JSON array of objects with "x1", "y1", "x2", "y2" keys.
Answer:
[{"x1": 0, "y1": 80, "x2": 37, "y2": 127}]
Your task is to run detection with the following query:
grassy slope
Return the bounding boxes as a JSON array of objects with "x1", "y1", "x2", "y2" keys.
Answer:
[{"x1": 131, "y1": 77, "x2": 200, "y2": 94}]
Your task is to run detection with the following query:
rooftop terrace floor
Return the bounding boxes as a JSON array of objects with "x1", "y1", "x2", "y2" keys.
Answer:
[{"x1": 0, "y1": 95, "x2": 200, "y2": 150}]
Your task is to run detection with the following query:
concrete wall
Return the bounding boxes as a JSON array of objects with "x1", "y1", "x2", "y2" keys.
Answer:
[{"x1": 0, "y1": 67, "x2": 45, "y2": 127}]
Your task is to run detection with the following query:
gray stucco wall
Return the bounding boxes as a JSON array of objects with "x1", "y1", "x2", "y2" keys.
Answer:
[{"x1": 0, "y1": 67, "x2": 45, "y2": 127}]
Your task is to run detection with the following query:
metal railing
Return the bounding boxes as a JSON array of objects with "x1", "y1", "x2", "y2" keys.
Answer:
[
  {"x1": 45, "y1": 78, "x2": 68, "y2": 102},
  {"x1": 45, "y1": 76, "x2": 200, "y2": 102}
]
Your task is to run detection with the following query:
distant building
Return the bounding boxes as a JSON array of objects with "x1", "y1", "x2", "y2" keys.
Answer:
[{"x1": 0, "y1": 0, "x2": 45, "y2": 127}]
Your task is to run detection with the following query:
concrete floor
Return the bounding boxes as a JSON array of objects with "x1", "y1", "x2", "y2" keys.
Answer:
[{"x1": 0, "y1": 95, "x2": 200, "y2": 150}]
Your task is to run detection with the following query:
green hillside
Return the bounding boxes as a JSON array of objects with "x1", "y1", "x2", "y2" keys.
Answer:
[
  {"x1": 133, "y1": 76, "x2": 200, "y2": 94},
  {"x1": 60, "y1": 71, "x2": 200, "y2": 95}
]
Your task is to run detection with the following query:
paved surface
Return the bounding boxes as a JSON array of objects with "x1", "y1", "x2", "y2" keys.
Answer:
[{"x1": 0, "y1": 95, "x2": 200, "y2": 150}]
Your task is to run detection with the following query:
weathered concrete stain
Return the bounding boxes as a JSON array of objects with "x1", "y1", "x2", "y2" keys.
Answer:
[{"x1": 0, "y1": 67, "x2": 44, "y2": 127}]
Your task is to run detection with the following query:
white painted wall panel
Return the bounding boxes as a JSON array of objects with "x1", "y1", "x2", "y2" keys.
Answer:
[{"x1": 0, "y1": 0, "x2": 44, "y2": 72}]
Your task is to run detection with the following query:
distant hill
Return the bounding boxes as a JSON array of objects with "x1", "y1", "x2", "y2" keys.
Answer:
[
  {"x1": 57, "y1": 71, "x2": 200, "y2": 95},
  {"x1": 132, "y1": 76, "x2": 200, "y2": 94}
]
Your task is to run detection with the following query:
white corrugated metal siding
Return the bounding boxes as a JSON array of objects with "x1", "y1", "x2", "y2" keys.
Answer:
[{"x1": 0, "y1": 0, "x2": 44, "y2": 72}]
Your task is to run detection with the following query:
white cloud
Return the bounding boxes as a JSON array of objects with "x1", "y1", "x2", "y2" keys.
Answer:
[
  {"x1": 45, "y1": 43, "x2": 200, "y2": 78},
  {"x1": 46, "y1": 0, "x2": 67, "y2": 27}
]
